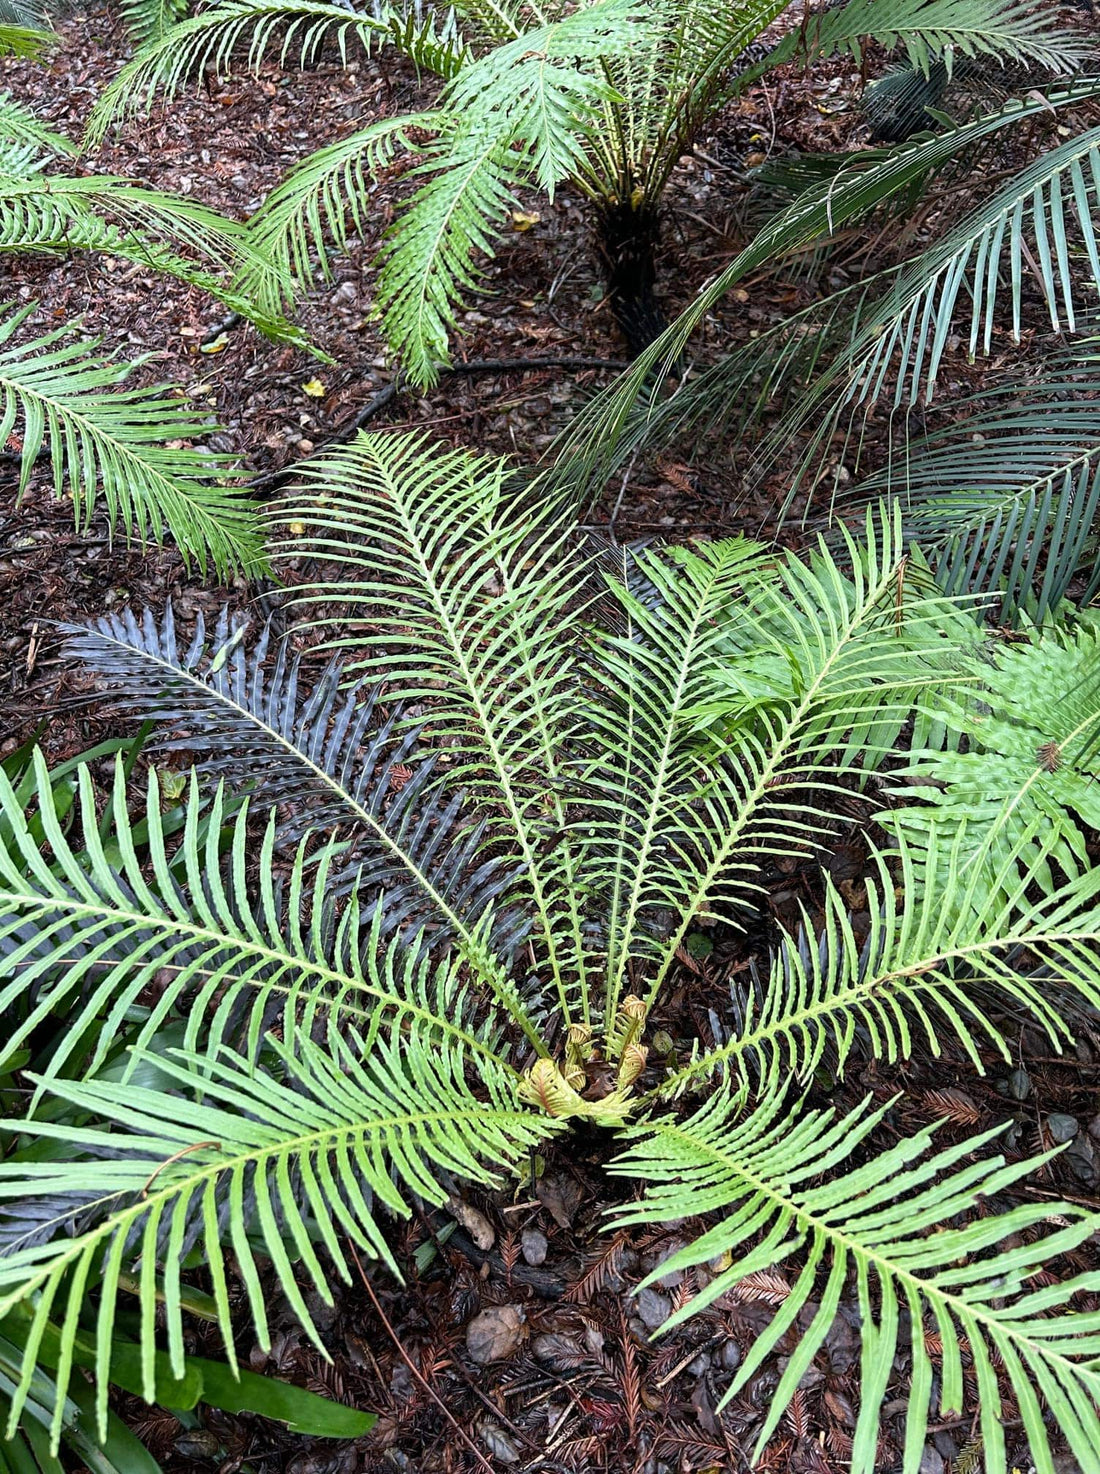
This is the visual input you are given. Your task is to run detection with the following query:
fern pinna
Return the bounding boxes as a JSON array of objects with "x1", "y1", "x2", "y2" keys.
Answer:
[{"x1": 2, "y1": 434, "x2": 1100, "y2": 1471}]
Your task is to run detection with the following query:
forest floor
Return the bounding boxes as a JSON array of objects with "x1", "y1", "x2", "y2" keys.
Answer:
[{"x1": 3, "y1": 10, "x2": 1100, "y2": 1474}]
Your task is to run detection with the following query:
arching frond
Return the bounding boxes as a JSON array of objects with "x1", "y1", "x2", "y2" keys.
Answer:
[
  {"x1": 275, "y1": 432, "x2": 596, "y2": 1026},
  {"x1": 0, "y1": 173, "x2": 295, "y2": 335},
  {"x1": 0, "y1": 93, "x2": 77, "y2": 160},
  {"x1": 580, "y1": 504, "x2": 970, "y2": 1037},
  {"x1": 860, "y1": 351, "x2": 1100, "y2": 621},
  {"x1": 0, "y1": 1033, "x2": 551, "y2": 1449},
  {"x1": 611, "y1": 1087, "x2": 1100, "y2": 1474},
  {"x1": 883, "y1": 624, "x2": 1100, "y2": 904},
  {"x1": 0, "y1": 305, "x2": 263, "y2": 577},
  {"x1": 59, "y1": 603, "x2": 532, "y2": 967},
  {"x1": 0, "y1": 750, "x2": 519, "y2": 1092},
  {"x1": 0, "y1": 22, "x2": 51, "y2": 56},
  {"x1": 245, "y1": 111, "x2": 438, "y2": 295},
  {"x1": 552, "y1": 80, "x2": 1100, "y2": 493},
  {"x1": 789, "y1": 0, "x2": 1090, "y2": 75},
  {"x1": 660, "y1": 828, "x2": 1100, "y2": 1097},
  {"x1": 85, "y1": 0, "x2": 448, "y2": 144}
]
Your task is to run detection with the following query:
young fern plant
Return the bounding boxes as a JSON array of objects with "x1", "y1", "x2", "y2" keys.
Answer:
[{"x1": 2, "y1": 434, "x2": 1100, "y2": 1470}]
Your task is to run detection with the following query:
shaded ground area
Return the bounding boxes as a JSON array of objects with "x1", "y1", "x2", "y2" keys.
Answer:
[{"x1": 3, "y1": 10, "x2": 1100, "y2": 1474}]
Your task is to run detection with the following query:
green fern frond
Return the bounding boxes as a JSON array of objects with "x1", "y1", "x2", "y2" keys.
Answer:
[
  {"x1": 661, "y1": 828, "x2": 1100, "y2": 1096},
  {"x1": 0, "y1": 93, "x2": 76, "y2": 160},
  {"x1": 0, "y1": 305, "x2": 263, "y2": 575},
  {"x1": 0, "y1": 21, "x2": 51, "y2": 56},
  {"x1": 0, "y1": 173, "x2": 296, "y2": 335},
  {"x1": 611, "y1": 1086, "x2": 1100, "y2": 1474},
  {"x1": 0, "y1": 1032, "x2": 550, "y2": 1449},
  {"x1": 276, "y1": 432, "x2": 595, "y2": 1026},
  {"x1": 0, "y1": 749, "x2": 516, "y2": 1091},
  {"x1": 246, "y1": 112, "x2": 437, "y2": 293},
  {"x1": 884, "y1": 625, "x2": 1100, "y2": 904},
  {"x1": 86, "y1": 0, "x2": 420, "y2": 144},
  {"x1": 585, "y1": 505, "x2": 969, "y2": 1034},
  {"x1": 553, "y1": 80, "x2": 1100, "y2": 493},
  {"x1": 787, "y1": 0, "x2": 1091, "y2": 75}
]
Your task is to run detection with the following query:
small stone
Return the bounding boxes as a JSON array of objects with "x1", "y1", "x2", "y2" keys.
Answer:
[
  {"x1": 919, "y1": 1449, "x2": 945, "y2": 1474},
  {"x1": 521, "y1": 1227, "x2": 548, "y2": 1266},
  {"x1": 719, "y1": 1339, "x2": 742, "y2": 1372},
  {"x1": 687, "y1": 1351, "x2": 712, "y2": 1377},
  {"x1": 636, "y1": 1287, "x2": 672, "y2": 1332},
  {"x1": 334, "y1": 280, "x2": 358, "y2": 303},
  {"x1": 466, "y1": 1305, "x2": 524, "y2": 1364},
  {"x1": 1048, "y1": 1113, "x2": 1079, "y2": 1144},
  {"x1": 1007, "y1": 1068, "x2": 1032, "y2": 1101},
  {"x1": 654, "y1": 1238, "x2": 688, "y2": 1288},
  {"x1": 173, "y1": 1430, "x2": 220, "y2": 1460},
  {"x1": 297, "y1": 438, "x2": 315, "y2": 454}
]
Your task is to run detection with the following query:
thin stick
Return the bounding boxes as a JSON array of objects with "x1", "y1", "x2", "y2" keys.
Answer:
[{"x1": 350, "y1": 1246, "x2": 496, "y2": 1474}]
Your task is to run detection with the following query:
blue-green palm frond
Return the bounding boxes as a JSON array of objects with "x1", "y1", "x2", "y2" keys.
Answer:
[
  {"x1": 611, "y1": 1086, "x2": 1100, "y2": 1474},
  {"x1": 859, "y1": 345, "x2": 1100, "y2": 622},
  {"x1": 0, "y1": 305, "x2": 263, "y2": 576}
]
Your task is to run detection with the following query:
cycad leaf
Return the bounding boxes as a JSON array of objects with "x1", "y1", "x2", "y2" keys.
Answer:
[
  {"x1": 583, "y1": 504, "x2": 968, "y2": 1034},
  {"x1": 275, "y1": 431, "x2": 595, "y2": 1027},
  {"x1": 611, "y1": 1086, "x2": 1100, "y2": 1474},
  {"x1": 0, "y1": 305, "x2": 263, "y2": 576},
  {"x1": 59, "y1": 602, "x2": 531, "y2": 971}
]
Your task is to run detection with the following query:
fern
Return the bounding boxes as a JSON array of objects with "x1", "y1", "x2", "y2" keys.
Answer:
[
  {"x1": 883, "y1": 623, "x2": 1100, "y2": 906},
  {"x1": 611, "y1": 1086, "x2": 1100, "y2": 1474},
  {"x1": 0, "y1": 305, "x2": 264, "y2": 575},
  {"x1": 2, "y1": 433, "x2": 1100, "y2": 1472}
]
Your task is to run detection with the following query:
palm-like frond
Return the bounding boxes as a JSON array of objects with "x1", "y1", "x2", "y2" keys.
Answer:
[
  {"x1": 275, "y1": 432, "x2": 597, "y2": 1026},
  {"x1": 85, "y1": 0, "x2": 454, "y2": 145},
  {"x1": 0, "y1": 93, "x2": 76, "y2": 161},
  {"x1": 0, "y1": 1032, "x2": 551, "y2": 1448},
  {"x1": 789, "y1": 0, "x2": 1090, "y2": 74},
  {"x1": 661, "y1": 827, "x2": 1100, "y2": 1097},
  {"x1": 59, "y1": 602, "x2": 533, "y2": 974},
  {"x1": 244, "y1": 113, "x2": 436, "y2": 294},
  {"x1": 0, "y1": 305, "x2": 263, "y2": 576},
  {"x1": 883, "y1": 624, "x2": 1100, "y2": 904},
  {"x1": 118, "y1": 0, "x2": 188, "y2": 46},
  {"x1": 860, "y1": 349, "x2": 1100, "y2": 621},
  {"x1": 611, "y1": 1086, "x2": 1100, "y2": 1474},
  {"x1": 581, "y1": 506, "x2": 970, "y2": 1035},
  {"x1": 0, "y1": 23, "x2": 52, "y2": 55},
  {"x1": 0, "y1": 750, "x2": 516, "y2": 1092},
  {"x1": 0, "y1": 172, "x2": 296, "y2": 337}
]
